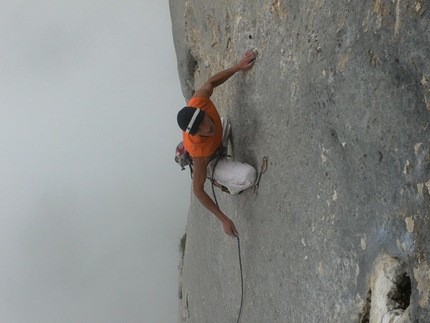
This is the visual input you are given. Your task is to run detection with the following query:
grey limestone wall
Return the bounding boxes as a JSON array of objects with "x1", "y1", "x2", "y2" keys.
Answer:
[{"x1": 170, "y1": 1, "x2": 430, "y2": 322}]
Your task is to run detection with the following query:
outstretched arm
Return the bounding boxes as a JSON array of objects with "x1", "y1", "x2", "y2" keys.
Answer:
[
  {"x1": 192, "y1": 156, "x2": 239, "y2": 237},
  {"x1": 192, "y1": 50, "x2": 257, "y2": 99}
]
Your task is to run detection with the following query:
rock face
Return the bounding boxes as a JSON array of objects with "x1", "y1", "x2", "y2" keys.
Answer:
[{"x1": 170, "y1": 1, "x2": 430, "y2": 322}]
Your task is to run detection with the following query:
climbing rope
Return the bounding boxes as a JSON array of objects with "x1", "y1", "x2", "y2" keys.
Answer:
[
  {"x1": 210, "y1": 154, "x2": 244, "y2": 323},
  {"x1": 235, "y1": 236, "x2": 244, "y2": 323}
]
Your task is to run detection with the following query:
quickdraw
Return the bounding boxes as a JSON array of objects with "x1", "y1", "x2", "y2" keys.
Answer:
[{"x1": 253, "y1": 156, "x2": 268, "y2": 196}]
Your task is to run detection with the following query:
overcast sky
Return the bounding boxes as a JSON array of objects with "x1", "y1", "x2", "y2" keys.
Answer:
[{"x1": 0, "y1": 1, "x2": 190, "y2": 322}]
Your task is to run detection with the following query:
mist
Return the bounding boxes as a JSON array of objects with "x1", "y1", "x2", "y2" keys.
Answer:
[{"x1": 0, "y1": 1, "x2": 189, "y2": 322}]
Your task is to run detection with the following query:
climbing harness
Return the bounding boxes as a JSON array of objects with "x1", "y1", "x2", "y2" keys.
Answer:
[
  {"x1": 253, "y1": 156, "x2": 268, "y2": 196},
  {"x1": 210, "y1": 154, "x2": 244, "y2": 323}
]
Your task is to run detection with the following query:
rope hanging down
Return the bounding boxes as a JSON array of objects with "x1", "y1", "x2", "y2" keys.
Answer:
[{"x1": 210, "y1": 155, "x2": 244, "y2": 323}]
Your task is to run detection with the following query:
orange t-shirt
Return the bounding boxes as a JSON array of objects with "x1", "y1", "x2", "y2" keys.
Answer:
[{"x1": 183, "y1": 97, "x2": 222, "y2": 158}]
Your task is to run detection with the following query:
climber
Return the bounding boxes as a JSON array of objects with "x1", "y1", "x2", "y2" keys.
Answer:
[{"x1": 176, "y1": 50, "x2": 258, "y2": 237}]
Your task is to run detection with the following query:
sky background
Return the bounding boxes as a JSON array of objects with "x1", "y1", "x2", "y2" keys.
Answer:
[{"x1": 0, "y1": 1, "x2": 190, "y2": 322}]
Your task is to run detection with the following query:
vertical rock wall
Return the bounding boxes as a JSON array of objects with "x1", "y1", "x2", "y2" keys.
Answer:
[{"x1": 170, "y1": 1, "x2": 430, "y2": 322}]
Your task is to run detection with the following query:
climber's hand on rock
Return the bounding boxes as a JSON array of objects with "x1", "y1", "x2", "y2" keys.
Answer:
[{"x1": 235, "y1": 50, "x2": 258, "y2": 71}]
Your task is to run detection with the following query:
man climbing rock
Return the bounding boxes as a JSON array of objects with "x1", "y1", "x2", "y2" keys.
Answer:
[{"x1": 177, "y1": 50, "x2": 258, "y2": 237}]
